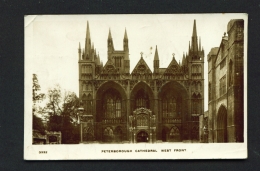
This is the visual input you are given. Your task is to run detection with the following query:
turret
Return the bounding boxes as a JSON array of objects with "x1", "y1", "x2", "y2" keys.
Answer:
[
  {"x1": 78, "y1": 42, "x2": 81, "y2": 60},
  {"x1": 123, "y1": 28, "x2": 129, "y2": 52},
  {"x1": 153, "y1": 45, "x2": 160, "y2": 74},
  {"x1": 191, "y1": 20, "x2": 199, "y2": 53},
  {"x1": 85, "y1": 21, "x2": 91, "y2": 60},
  {"x1": 107, "y1": 28, "x2": 114, "y2": 60}
]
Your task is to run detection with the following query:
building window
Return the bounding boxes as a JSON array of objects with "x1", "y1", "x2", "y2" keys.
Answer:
[
  {"x1": 103, "y1": 91, "x2": 122, "y2": 118},
  {"x1": 192, "y1": 94, "x2": 201, "y2": 114},
  {"x1": 162, "y1": 94, "x2": 181, "y2": 118},
  {"x1": 219, "y1": 75, "x2": 226, "y2": 96},
  {"x1": 136, "y1": 114, "x2": 148, "y2": 126},
  {"x1": 82, "y1": 94, "x2": 92, "y2": 115},
  {"x1": 209, "y1": 82, "x2": 212, "y2": 100},
  {"x1": 135, "y1": 89, "x2": 149, "y2": 109},
  {"x1": 81, "y1": 65, "x2": 92, "y2": 74},
  {"x1": 220, "y1": 58, "x2": 226, "y2": 69},
  {"x1": 114, "y1": 57, "x2": 122, "y2": 68},
  {"x1": 104, "y1": 127, "x2": 113, "y2": 136}
]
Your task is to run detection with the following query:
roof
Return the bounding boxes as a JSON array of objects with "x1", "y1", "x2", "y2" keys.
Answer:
[
  {"x1": 159, "y1": 68, "x2": 166, "y2": 74},
  {"x1": 207, "y1": 47, "x2": 219, "y2": 61}
]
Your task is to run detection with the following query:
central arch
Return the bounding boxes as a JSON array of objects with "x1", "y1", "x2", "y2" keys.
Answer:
[
  {"x1": 217, "y1": 105, "x2": 228, "y2": 142},
  {"x1": 159, "y1": 81, "x2": 189, "y2": 141},
  {"x1": 136, "y1": 130, "x2": 149, "y2": 142},
  {"x1": 130, "y1": 81, "x2": 154, "y2": 111},
  {"x1": 96, "y1": 81, "x2": 127, "y2": 142}
]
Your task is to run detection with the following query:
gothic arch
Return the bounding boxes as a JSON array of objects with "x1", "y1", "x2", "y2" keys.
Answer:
[
  {"x1": 96, "y1": 81, "x2": 127, "y2": 122},
  {"x1": 217, "y1": 105, "x2": 228, "y2": 142},
  {"x1": 136, "y1": 130, "x2": 149, "y2": 143},
  {"x1": 96, "y1": 81, "x2": 127, "y2": 100},
  {"x1": 130, "y1": 81, "x2": 154, "y2": 110},
  {"x1": 159, "y1": 81, "x2": 188, "y2": 119},
  {"x1": 168, "y1": 125, "x2": 181, "y2": 142},
  {"x1": 159, "y1": 81, "x2": 188, "y2": 98}
]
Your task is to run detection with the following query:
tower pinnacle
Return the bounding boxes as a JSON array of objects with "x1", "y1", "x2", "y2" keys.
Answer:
[
  {"x1": 192, "y1": 20, "x2": 197, "y2": 37},
  {"x1": 86, "y1": 21, "x2": 90, "y2": 40},
  {"x1": 154, "y1": 45, "x2": 159, "y2": 60},
  {"x1": 108, "y1": 28, "x2": 112, "y2": 39},
  {"x1": 124, "y1": 28, "x2": 128, "y2": 39},
  {"x1": 191, "y1": 19, "x2": 199, "y2": 52}
]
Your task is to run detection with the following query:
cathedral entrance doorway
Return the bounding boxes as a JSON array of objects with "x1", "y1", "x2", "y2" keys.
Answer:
[
  {"x1": 137, "y1": 131, "x2": 149, "y2": 142},
  {"x1": 217, "y1": 105, "x2": 227, "y2": 142}
]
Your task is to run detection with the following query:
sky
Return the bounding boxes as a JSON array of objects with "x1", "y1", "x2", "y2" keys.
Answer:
[{"x1": 25, "y1": 14, "x2": 247, "y2": 111}]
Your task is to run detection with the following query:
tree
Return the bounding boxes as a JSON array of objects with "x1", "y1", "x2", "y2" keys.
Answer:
[
  {"x1": 33, "y1": 74, "x2": 45, "y2": 103},
  {"x1": 44, "y1": 84, "x2": 80, "y2": 144},
  {"x1": 32, "y1": 74, "x2": 46, "y2": 134}
]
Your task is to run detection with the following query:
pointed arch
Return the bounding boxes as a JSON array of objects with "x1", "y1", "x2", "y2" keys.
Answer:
[
  {"x1": 130, "y1": 81, "x2": 154, "y2": 110},
  {"x1": 168, "y1": 125, "x2": 181, "y2": 142},
  {"x1": 217, "y1": 105, "x2": 228, "y2": 142},
  {"x1": 159, "y1": 81, "x2": 188, "y2": 120}
]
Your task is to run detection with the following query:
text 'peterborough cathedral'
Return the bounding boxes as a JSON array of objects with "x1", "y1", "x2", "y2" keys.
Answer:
[{"x1": 77, "y1": 20, "x2": 205, "y2": 143}]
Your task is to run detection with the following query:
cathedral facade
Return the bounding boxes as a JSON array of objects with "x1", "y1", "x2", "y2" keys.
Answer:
[
  {"x1": 207, "y1": 19, "x2": 244, "y2": 143},
  {"x1": 78, "y1": 20, "x2": 205, "y2": 143}
]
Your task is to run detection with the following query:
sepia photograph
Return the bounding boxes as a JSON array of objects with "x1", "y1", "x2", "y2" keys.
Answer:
[{"x1": 25, "y1": 14, "x2": 247, "y2": 159}]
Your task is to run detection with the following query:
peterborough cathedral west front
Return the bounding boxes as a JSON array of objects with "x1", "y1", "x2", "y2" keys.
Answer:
[{"x1": 77, "y1": 20, "x2": 205, "y2": 143}]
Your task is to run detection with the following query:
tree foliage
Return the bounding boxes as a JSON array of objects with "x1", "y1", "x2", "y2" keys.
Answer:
[
  {"x1": 33, "y1": 74, "x2": 45, "y2": 103},
  {"x1": 45, "y1": 84, "x2": 80, "y2": 144},
  {"x1": 32, "y1": 74, "x2": 46, "y2": 134}
]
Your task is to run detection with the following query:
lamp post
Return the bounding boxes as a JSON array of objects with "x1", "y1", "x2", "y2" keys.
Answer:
[{"x1": 77, "y1": 107, "x2": 84, "y2": 143}]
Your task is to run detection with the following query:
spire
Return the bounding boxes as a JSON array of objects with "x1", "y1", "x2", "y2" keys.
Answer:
[
  {"x1": 79, "y1": 42, "x2": 81, "y2": 49},
  {"x1": 199, "y1": 37, "x2": 201, "y2": 51},
  {"x1": 182, "y1": 53, "x2": 186, "y2": 65},
  {"x1": 85, "y1": 21, "x2": 91, "y2": 59},
  {"x1": 97, "y1": 53, "x2": 101, "y2": 65},
  {"x1": 86, "y1": 21, "x2": 91, "y2": 40},
  {"x1": 191, "y1": 19, "x2": 199, "y2": 52},
  {"x1": 124, "y1": 28, "x2": 128, "y2": 39},
  {"x1": 192, "y1": 20, "x2": 197, "y2": 37},
  {"x1": 108, "y1": 28, "x2": 112, "y2": 39},
  {"x1": 154, "y1": 45, "x2": 159, "y2": 60}
]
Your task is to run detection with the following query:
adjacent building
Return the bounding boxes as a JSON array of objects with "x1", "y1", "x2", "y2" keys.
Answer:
[
  {"x1": 207, "y1": 19, "x2": 244, "y2": 142},
  {"x1": 78, "y1": 20, "x2": 205, "y2": 143}
]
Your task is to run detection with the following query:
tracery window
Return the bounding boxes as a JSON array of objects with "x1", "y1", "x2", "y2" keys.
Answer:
[
  {"x1": 162, "y1": 93, "x2": 182, "y2": 118},
  {"x1": 192, "y1": 94, "x2": 201, "y2": 114},
  {"x1": 169, "y1": 126, "x2": 180, "y2": 137},
  {"x1": 103, "y1": 90, "x2": 122, "y2": 118},
  {"x1": 114, "y1": 56, "x2": 122, "y2": 67},
  {"x1": 81, "y1": 65, "x2": 92, "y2": 74},
  {"x1": 136, "y1": 115, "x2": 148, "y2": 126},
  {"x1": 104, "y1": 127, "x2": 113, "y2": 136},
  {"x1": 82, "y1": 94, "x2": 92, "y2": 115},
  {"x1": 209, "y1": 82, "x2": 212, "y2": 100},
  {"x1": 219, "y1": 75, "x2": 226, "y2": 96},
  {"x1": 135, "y1": 89, "x2": 149, "y2": 109}
]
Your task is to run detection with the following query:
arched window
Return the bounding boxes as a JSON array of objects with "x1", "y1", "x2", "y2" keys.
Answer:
[
  {"x1": 136, "y1": 115, "x2": 148, "y2": 126},
  {"x1": 86, "y1": 94, "x2": 92, "y2": 114},
  {"x1": 162, "y1": 93, "x2": 180, "y2": 118},
  {"x1": 103, "y1": 90, "x2": 122, "y2": 118},
  {"x1": 104, "y1": 127, "x2": 114, "y2": 136},
  {"x1": 81, "y1": 94, "x2": 92, "y2": 114},
  {"x1": 209, "y1": 82, "x2": 212, "y2": 100},
  {"x1": 135, "y1": 89, "x2": 149, "y2": 109},
  {"x1": 192, "y1": 94, "x2": 202, "y2": 114}
]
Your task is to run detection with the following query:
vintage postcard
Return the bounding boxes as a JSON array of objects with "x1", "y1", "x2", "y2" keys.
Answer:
[{"x1": 24, "y1": 14, "x2": 247, "y2": 160}]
